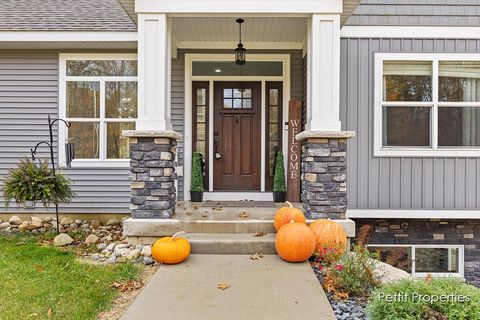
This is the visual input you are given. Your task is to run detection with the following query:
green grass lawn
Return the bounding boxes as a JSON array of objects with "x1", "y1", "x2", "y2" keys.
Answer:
[{"x1": 0, "y1": 233, "x2": 140, "y2": 320}]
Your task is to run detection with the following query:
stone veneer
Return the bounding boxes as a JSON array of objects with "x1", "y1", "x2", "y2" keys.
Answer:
[
  {"x1": 123, "y1": 130, "x2": 182, "y2": 219},
  {"x1": 354, "y1": 218, "x2": 480, "y2": 287},
  {"x1": 296, "y1": 131, "x2": 355, "y2": 219}
]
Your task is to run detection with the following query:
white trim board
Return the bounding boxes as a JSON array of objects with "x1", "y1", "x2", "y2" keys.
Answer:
[
  {"x1": 341, "y1": 26, "x2": 480, "y2": 39},
  {"x1": 136, "y1": 0, "x2": 342, "y2": 14},
  {"x1": 347, "y1": 209, "x2": 480, "y2": 219},
  {"x1": 0, "y1": 31, "x2": 138, "y2": 42},
  {"x1": 176, "y1": 41, "x2": 304, "y2": 50},
  {"x1": 203, "y1": 192, "x2": 274, "y2": 201}
]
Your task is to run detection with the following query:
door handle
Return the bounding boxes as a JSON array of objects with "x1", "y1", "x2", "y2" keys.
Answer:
[{"x1": 214, "y1": 137, "x2": 221, "y2": 159}]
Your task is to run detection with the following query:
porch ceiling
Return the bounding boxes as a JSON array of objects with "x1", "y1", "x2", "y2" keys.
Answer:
[
  {"x1": 118, "y1": 0, "x2": 361, "y2": 26},
  {"x1": 172, "y1": 17, "x2": 307, "y2": 44}
]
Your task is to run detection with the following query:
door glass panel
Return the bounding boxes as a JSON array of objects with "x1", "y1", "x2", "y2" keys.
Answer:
[
  {"x1": 197, "y1": 105, "x2": 206, "y2": 122},
  {"x1": 224, "y1": 99, "x2": 232, "y2": 109},
  {"x1": 269, "y1": 89, "x2": 279, "y2": 105},
  {"x1": 243, "y1": 99, "x2": 252, "y2": 109},
  {"x1": 197, "y1": 88, "x2": 206, "y2": 105},
  {"x1": 243, "y1": 89, "x2": 252, "y2": 98},
  {"x1": 233, "y1": 99, "x2": 242, "y2": 109},
  {"x1": 223, "y1": 89, "x2": 233, "y2": 98},
  {"x1": 233, "y1": 89, "x2": 242, "y2": 98}
]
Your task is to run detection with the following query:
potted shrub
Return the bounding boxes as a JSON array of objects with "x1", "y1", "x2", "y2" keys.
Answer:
[
  {"x1": 273, "y1": 152, "x2": 286, "y2": 202},
  {"x1": 2, "y1": 158, "x2": 75, "y2": 209},
  {"x1": 190, "y1": 152, "x2": 204, "y2": 202}
]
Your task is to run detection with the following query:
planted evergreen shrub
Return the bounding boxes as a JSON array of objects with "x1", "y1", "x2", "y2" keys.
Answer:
[
  {"x1": 273, "y1": 152, "x2": 286, "y2": 192},
  {"x1": 367, "y1": 277, "x2": 480, "y2": 320},
  {"x1": 190, "y1": 152, "x2": 204, "y2": 192},
  {"x1": 2, "y1": 158, "x2": 75, "y2": 208}
]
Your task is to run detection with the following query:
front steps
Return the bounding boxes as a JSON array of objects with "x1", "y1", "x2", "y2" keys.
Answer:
[{"x1": 123, "y1": 202, "x2": 356, "y2": 254}]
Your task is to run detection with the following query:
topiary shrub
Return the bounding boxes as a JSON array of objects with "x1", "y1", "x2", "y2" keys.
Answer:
[
  {"x1": 190, "y1": 152, "x2": 204, "y2": 192},
  {"x1": 367, "y1": 277, "x2": 480, "y2": 320},
  {"x1": 273, "y1": 152, "x2": 286, "y2": 192},
  {"x1": 2, "y1": 158, "x2": 75, "y2": 208}
]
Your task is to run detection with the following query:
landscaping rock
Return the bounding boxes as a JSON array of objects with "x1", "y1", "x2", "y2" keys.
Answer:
[
  {"x1": 85, "y1": 234, "x2": 99, "y2": 245},
  {"x1": 143, "y1": 256, "x2": 155, "y2": 265},
  {"x1": 90, "y1": 220, "x2": 101, "y2": 228},
  {"x1": 106, "y1": 218, "x2": 120, "y2": 226},
  {"x1": 0, "y1": 222, "x2": 11, "y2": 229},
  {"x1": 127, "y1": 249, "x2": 141, "y2": 261},
  {"x1": 60, "y1": 217, "x2": 74, "y2": 225},
  {"x1": 54, "y1": 233, "x2": 74, "y2": 246},
  {"x1": 141, "y1": 245, "x2": 152, "y2": 256},
  {"x1": 30, "y1": 216, "x2": 44, "y2": 228},
  {"x1": 74, "y1": 219, "x2": 83, "y2": 224},
  {"x1": 135, "y1": 244, "x2": 144, "y2": 251},
  {"x1": 44, "y1": 217, "x2": 52, "y2": 222},
  {"x1": 18, "y1": 222, "x2": 31, "y2": 231},
  {"x1": 9, "y1": 216, "x2": 23, "y2": 225},
  {"x1": 106, "y1": 255, "x2": 116, "y2": 264},
  {"x1": 106, "y1": 243, "x2": 117, "y2": 251},
  {"x1": 373, "y1": 259, "x2": 412, "y2": 284},
  {"x1": 97, "y1": 243, "x2": 107, "y2": 251},
  {"x1": 115, "y1": 247, "x2": 132, "y2": 257}
]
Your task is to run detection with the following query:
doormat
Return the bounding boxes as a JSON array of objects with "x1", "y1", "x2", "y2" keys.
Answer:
[{"x1": 203, "y1": 201, "x2": 275, "y2": 208}]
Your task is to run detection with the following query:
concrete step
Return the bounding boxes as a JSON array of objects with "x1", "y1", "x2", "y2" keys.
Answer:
[
  {"x1": 123, "y1": 218, "x2": 277, "y2": 237},
  {"x1": 186, "y1": 233, "x2": 276, "y2": 254}
]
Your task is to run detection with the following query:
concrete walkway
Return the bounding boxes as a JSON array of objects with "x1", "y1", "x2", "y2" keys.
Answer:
[{"x1": 121, "y1": 254, "x2": 335, "y2": 320}]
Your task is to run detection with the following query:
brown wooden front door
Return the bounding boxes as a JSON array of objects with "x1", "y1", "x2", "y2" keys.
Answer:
[{"x1": 213, "y1": 81, "x2": 261, "y2": 190}]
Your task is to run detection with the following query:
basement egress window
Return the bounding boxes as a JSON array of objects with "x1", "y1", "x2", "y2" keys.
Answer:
[
  {"x1": 60, "y1": 54, "x2": 138, "y2": 166},
  {"x1": 368, "y1": 245, "x2": 464, "y2": 278},
  {"x1": 375, "y1": 53, "x2": 480, "y2": 157}
]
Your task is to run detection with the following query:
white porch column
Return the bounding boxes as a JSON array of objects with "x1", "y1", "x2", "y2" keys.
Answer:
[
  {"x1": 137, "y1": 13, "x2": 172, "y2": 131},
  {"x1": 306, "y1": 14, "x2": 341, "y2": 131}
]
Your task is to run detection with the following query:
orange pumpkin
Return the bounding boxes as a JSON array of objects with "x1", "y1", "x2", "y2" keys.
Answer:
[
  {"x1": 275, "y1": 220, "x2": 316, "y2": 262},
  {"x1": 309, "y1": 219, "x2": 347, "y2": 255},
  {"x1": 152, "y1": 231, "x2": 191, "y2": 264},
  {"x1": 274, "y1": 201, "x2": 306, "y2": 231}
]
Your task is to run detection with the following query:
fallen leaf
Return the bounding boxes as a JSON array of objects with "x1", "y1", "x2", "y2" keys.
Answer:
[
  {"x1": 334, "y1": 291, "x2": 349, "y2": 300},
  {"x1": 425, "y1": 274, "x2": 433, "y2": 283},
  {"x1": 250, "y1": 253, "x2": 264, "y2": 260},
  {"x1": 47, "y1": 308, "x2": 52, "y2": 318},
  {"x1": 185, "y1": 211, "x2": 192, "y2": 216},
  {"x1": 239, "y1": 212, "x2": 249, "y2": 219},
  {"x1": 254, "y1": 231, "x2": 267, "y2": 237},
  {"x1": 16, "y1": 241, "x2": 27, "y2": 246},
  {"x1": 217, "y1": 283, "x2": 230, "y2": 290},
  {"x1": 111, "y1": 280, "x2": 143, "y2": 292},
  {"x1": 33, "y1": 265, "x2": 44, "y2": 273},
  {"x1": 193, "y1": 206, "x2": 198, "y2": 210},
  {"x1": 202, "y1": 213, "x2": 208, "y2": 217}
]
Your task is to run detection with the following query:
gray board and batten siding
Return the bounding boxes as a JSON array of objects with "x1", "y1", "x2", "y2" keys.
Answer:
[
  {"x1": 341, "y1": 37, "x2": 480, "y2": 210},
  {"x1": 346, "y1": 0, "x2": 480, "y2": 27},
  {"x1": 0, "y1": 50, "x2": 303, "y2": 214}
]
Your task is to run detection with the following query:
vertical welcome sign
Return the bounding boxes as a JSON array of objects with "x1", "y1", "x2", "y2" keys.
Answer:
[{"x1": 287, "y1": 101, "x2": 302, "y2": 202}]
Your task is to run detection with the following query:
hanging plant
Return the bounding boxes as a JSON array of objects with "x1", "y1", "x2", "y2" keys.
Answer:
[{"x1": 2, "y1": 158, "x2": 75, "y2": 208}]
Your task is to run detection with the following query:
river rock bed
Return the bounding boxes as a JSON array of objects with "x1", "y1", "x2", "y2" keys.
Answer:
[
  {"x1": 311, "y1": 263, "x2": 369, "y2": 320},
  {"x1": 0, "y1": 215, "x2": 157, "y2": 266}
]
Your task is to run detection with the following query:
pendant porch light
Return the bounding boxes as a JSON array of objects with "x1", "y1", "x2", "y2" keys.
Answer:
[{"x1": 234, "y1": 18, "x2": 246, "y2": 65}]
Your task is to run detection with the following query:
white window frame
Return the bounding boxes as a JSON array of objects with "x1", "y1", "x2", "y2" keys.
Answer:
[
  {"x1": 59, "y1": 53, "x2": 138, "y2": 168},
  {"x1": 368, "y1": 244, "x2": 465, "y2": 278},
  {"x1": 374, "y1": 52, "x2": 480, "y2": 157}
]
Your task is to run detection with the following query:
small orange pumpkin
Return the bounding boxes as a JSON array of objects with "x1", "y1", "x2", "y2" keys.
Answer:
[
  {"x1": 152, "y1": 231, "x2": 191, "y2": 264},
  {"x1": 274, "y1": 201, "x2": 306, "y2": 231},
  {"x1": 275, "y1": 220, "x2": 316, "y2": 262},
  {"x1": 309, "y1": 219, "x2": 347, "y2": 255}
]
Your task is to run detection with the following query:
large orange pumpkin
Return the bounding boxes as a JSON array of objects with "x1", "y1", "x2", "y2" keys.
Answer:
[
  {"x1": 275, "y1": 220, "x2": 316, "y2": 262},
  {"x1": 152, "y1": 231, "x2": 191, "y2": 264},
  {"x1": 274, "y1": 201, "x2": 306, "y2": 231},
  {"x1": 309, "y1": 219, "x2": 347, "y2": 255}
]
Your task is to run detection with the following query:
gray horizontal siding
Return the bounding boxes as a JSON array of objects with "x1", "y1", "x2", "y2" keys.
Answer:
[
  {"x1": 0, "y1": 52, "x2": 130, "y2": 214},
  {"x1": 347, "y1": 0, "x2": 480, "y2": 26},
  {"x1": 341, "y1": 38, "x2": 480, "y2": 210},
  {"x1": 172, "y1": 54, "x2": 185, "y2": 200}
]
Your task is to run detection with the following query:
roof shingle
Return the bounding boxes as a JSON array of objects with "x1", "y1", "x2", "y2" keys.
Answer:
[{"x1": 0, "y1": 0, "x2": 137, "y2": 31}]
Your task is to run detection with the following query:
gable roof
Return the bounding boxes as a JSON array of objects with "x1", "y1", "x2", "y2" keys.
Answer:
[
  {"x1": 346, "y1": 0, "x2": 480, "y2": 26},
  {"x1": 0, "y1": 0, "x2": 137, "y2": 31}
]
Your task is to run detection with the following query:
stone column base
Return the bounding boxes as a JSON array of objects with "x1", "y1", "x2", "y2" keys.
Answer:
[
  {"x1": 296, "y1": 131, "x2": 355, "y2": 219},
  {"x1": 123, "y1": 130, "x2": 182, "y2": 219}
]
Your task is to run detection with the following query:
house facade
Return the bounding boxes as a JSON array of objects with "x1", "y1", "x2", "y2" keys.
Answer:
[{"x1": 0, "y1": 0, "x2": 479, "y2": 286}]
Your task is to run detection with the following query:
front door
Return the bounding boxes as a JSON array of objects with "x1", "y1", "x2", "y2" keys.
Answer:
[{"x1": 213, "y1": 82, "x2": 261, "y2": 190}]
